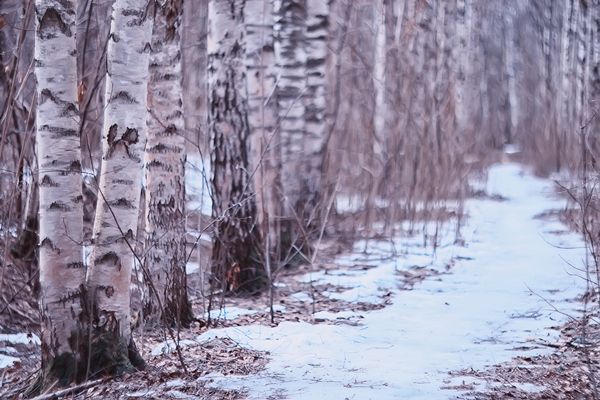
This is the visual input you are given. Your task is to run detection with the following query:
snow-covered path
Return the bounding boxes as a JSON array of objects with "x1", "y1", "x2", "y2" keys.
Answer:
[{"x1": 196, "y1": 164, "x2": 586, "y2": 399}]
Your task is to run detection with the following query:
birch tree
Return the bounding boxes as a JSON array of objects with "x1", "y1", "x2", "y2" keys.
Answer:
[
  {"x1": 245, "y1": 0, "x2": 281, "y2": 266},
  {"x1": 372, "y1": 0, "x2": 386, "y2": 156},
  {"x1": 208, "y1": 0, "x2": 265, "y2": 292},
  {"x1": 29, "y1": 0, "x2": 86, "y2": 393},
  {"x1": 275, "y1": 0, "x2": 307, "y2": 230},
  {"x1": 274, "y1": 0, "x2": 328, "y2": 250},
  {"x1": 503, "y1": 1, "x2": 518, "y2": 144},
  {"x1": 303, "y1": 0, "x2": 328, "y2": 205},
  {"x1": 85, "y1": 0, "x2": 152, "y2": 370},
  {"x1": 143, "y1": 0, "x2": 193, "y2": 328}
]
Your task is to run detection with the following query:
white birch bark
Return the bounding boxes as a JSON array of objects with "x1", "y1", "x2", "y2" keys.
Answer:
[
  {"x1": 86, "y1": 0, "x2": 153, "y2": 340},
  {"x1": 144, "y1": 0, "x2": 193, "y2": 327},
  {"x1": 34, "y1": 0, "x2": 85, "y2": 377},
  {"x1": 372, "y1": 0, "x2": 386, "y2": 156},
  {"x1": 208, "y1": 0, "x2": 264, "y2": 292},
  {"x1": 454, "y1": 0, "x2": 467, "y2": 128},
  {"x1": 303, "y1": 0, "x2": 328, "y2": 191},
  {"x1": 274, "y1": 0, "x2": 308, "y2": 218},
  {"x1": 245, "y1": 0, "x2": 280, "y2": 263},
  {"x1": 393, "y1": 0, "x2": 405, "y2": 46}
]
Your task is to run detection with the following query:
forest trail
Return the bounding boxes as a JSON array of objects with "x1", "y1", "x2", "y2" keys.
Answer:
[{"x1": 192, "y1": 163, "x2": 586, "y2": 399}]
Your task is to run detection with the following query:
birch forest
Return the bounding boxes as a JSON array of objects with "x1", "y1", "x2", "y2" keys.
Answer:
[{"x1": 1, "y1": 0, "x2": 600, "y2": 398}]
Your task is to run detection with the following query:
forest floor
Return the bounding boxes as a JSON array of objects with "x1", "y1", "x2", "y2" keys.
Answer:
[{"x1": 1, "y1": 162, "x2": 599, "y2": 399}]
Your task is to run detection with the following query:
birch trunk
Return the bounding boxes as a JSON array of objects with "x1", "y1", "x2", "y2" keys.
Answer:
[
  {"x1": 182, "y1": 0, "x2": 208, "y2": 147},
  {"x1": 208, "y1": 0, "x2": 265, "y2": 292},
  {"x1": 143, "y1": 0, "x2": 193, "y2": 328},
  {"x1": 503, "y1": 2, "x2": 518, "y2": 145},
  {"x1": 245, "y1": 0, "x2": 280, "y2": 265},
  {"x1": 274, "y1": 0, "x2": 308, "y2": 221},
  {"x1": 454, "y1": 0, "x2": 467, "y2": 128},
  {"x1": 32, "y1": 0, "x2": 85, "y2": 392},
  {"x1": 86, "y1": 0, "x2": 152, "y2": 366},
  {"x1": 303, "y1": 0, "x2": 328, "y2": 199},
  {"x1": 372, "y1": 0, "x2": 386, "y2": 156}
]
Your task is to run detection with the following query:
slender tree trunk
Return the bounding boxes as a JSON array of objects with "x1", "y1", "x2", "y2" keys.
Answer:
[
  {"x1": 30, "y1": 0, "x2": 85, "y2": 393},
  {"x1": 182, "y1": 0, "x2": 208, "y2": 148},
  {"x1": 454, "y1": 0, "x2": 467, "y2": 128},
  {"x1": 143, "y1": 0, "x2": 193, "y2": 328},
  {"x1": 208, "y1": 0, "x2": 265, "y2": 293},
  {"x1": 503, "y1": 1, "x2": 518, "y2": 145},
  {"x1": 373, "y1": 0, "x2": 386, "y2": 156},
  {"x1": 85, "y1": 0, "x2": 152, "y2": 370}
]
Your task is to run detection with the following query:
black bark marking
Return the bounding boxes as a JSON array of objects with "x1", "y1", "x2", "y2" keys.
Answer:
[
  {"x1": 107, "y1": 124, "x2": 118, "y2": 146},
  {"x1": 106, "y1": 124, "x2": 140, "y2": 160},
  {"x1": 306, "y1": 58, "x2": 326, "y2": 69},
  {"x1": 110, "y1": 91, "x2": 137, "y2": 104},
  {"x1": 122, "y1": 8, "x2": 144, "y2": 17},
  {"x1": 59, "y1": 289, "x2": 82, "y2": 305},
  {"x1": 68, "y1": 160, "x2": 82, "y2": 173},
  {"x1": 108, "y1": 198, "x2": 135, "y2": 209},
  {"x1": 95, "y1": 251, "x2": 120, "y2": 267},
  {"x1": 40, "y1": 175, "x2": 59, "y2": 187},
  {"x1": 122, "y1": 128, "x2": 139, "y2": 144},
  {"x1": 38, "y1": 7, "x2": 71, "y2": 40},
  {"x1": 112, "y1": 179, "x2": 134, "y2": 185},
  {"x1": 60, "y1": 103, "x2": 78, "y2": 118},
  {"x1": 104, "y1": 286, "x2": 115, "y2": 298},
  {"x1": 40, "y1": 237, "x2": 54, "y2": 249},
  {"x1": 147, "y1": 159, "x2": 173, "y2": 172},
  {"x1": 48, "y1": 201, "x2": 71, "y2": 212},
  {"x1": 39, "y1": 88, "x2": 54, "y2": 104}
]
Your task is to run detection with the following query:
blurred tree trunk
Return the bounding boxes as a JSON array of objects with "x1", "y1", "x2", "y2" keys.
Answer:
[
  {"x1": 454, "y1": 0, "x2": 470, "y2": 130},
  {"x1": 85, "y1": 0, "x2": 152, "y2": 372},
  {"x1": 373, "y1": 0, "x2": 386, "y2": 156},
  {"x1": 274, "y1": 0, "x2": 328, "y2": 252},
  {"x1": 245, "y1": 0, "x2": 281, "y2": 266},
  {"x1": 208, "y1": 0, "x2": 265, "y2": 293},
  {"x1": 503, "y1": 1, "x2": 518, "y2": 145},
  {"x1": 28, "y1": 0, "x2": 86, "y2": 394},
  {"x1": 143, "y1": 0, "x2": 194, "y2": 328},
  {"x1": 182, "y1": 0, "x2": 208, "y2": 149},
  {"x1": 275, "y1": 0, "x2": 307, "y2": 229},
  {"x1": 303, "y1": 0, "x2": 328, "y2": 201}
]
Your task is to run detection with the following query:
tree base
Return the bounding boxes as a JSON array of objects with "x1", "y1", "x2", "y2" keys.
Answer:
[{"x1": 23, "y1": 330, "x2": 145, "y2": 398}]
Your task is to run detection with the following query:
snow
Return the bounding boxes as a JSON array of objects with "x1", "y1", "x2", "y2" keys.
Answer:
[
  {"x1": 0, "y1": 354, "x2": 19, "y2": 369},
  {"x1": 206, "y1": 307, "x2": 258, "y2": 321},
  {"x1": 151, "y1": 339, "x2": 197, "y2": 356},
  {"x1": 186, "y1": 155, "x2": 212, "y2": 216},
  {"x1": 0, "y1": 333, "x2": 41, "y2": 369},
  {"x1": 192, "y1": 163, "x2": 586, "y2": 399},
  {"x1": 185, "y1": 262, "x2": 200, "y2": 274},
  {"x1": 0, "y1": 333, "x2": 41, "y2": 346}
]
